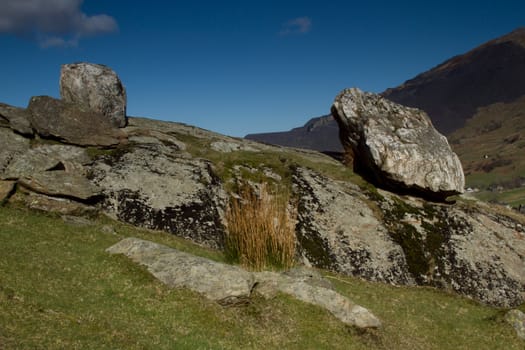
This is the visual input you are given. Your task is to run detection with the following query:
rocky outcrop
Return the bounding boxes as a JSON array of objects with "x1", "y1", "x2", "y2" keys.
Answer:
[
  {"x1": 331, "y1": 88, "x2": 465, "y2": 200},
  {"x1": 294, "y1": 166, "x2": 525, "y2": 307},
  {"x1": 90, "y1": 141, "x2": 226, "y2": 249},
  {"x1": 60, "y1": 63, "x2": 127, "y2": 128},
  {"x1": 107, "y1": 237, "x2": 381, "y2": 329},
  {"x1": 1, "y1": 62, "x2": 523, "y2": 310},
  {"x1": 28, "y1": 96, "x2": 126, "y2": 147},
  {"x1": 293, "y1": 167, "x2": 413, "y2": 284}
]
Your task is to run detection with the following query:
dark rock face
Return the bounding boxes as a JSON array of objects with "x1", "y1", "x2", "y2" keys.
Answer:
[
  {"x1": 28, "y1": 96, "x2": 126, "y2": 147},
  {"x1": 331, "y1": 88, "x2": 464, "y2": 200},
  {"x1": 60, "y1": 63, "x2": 127, "y2": 128},
  {"x1": 0, "y1": 103, "x2": 33, "y2": 136},
  {"x1": 90, "y1": 143, "x2": 226, "y2": 249}
]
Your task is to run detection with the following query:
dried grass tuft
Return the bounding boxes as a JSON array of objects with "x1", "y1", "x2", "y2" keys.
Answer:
[{"x1": 225, "y1": 183, "x2": 296, "y2": 270}]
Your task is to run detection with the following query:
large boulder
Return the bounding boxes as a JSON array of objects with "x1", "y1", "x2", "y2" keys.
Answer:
[
  {"x1": 60, "y1": 63, "x2": 127, "y2": 128},
  {"x1": 28, "y1": 96, "x2": 126, "y2": 147},
  {"x1": 331, "y1": 88, "x2": 465, "y2": 200}
]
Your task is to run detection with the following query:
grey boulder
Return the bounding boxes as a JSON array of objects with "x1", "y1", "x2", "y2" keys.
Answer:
[
  {"x1": 60, "y1": 63, "x2": 127, "y2": 128},
  {"x1": 331, "y1": 88, "x2": 464, "y2": 199}
]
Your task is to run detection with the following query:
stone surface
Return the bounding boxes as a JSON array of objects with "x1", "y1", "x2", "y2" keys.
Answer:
[
  {"x1": 3, "y1": 144, "x2": 91, "y2": 180},
  {"x1": 293, "y1": 166, "x2": 525, "y2": 307},
  {"x1": 107, "y1": 237, "x2": 381, "y2": 328},
  {"x1": 293, "y1": 167, "x2": 413, "y2": 284},
  {"x1": 505, "y1": 309, "x2": 525, "y2": 340},
  {"x1": 210, "y1": 140, "x2": 259, "y2": 153},
  {"x1": 331, "y1": 88, "x2": 465, "y2": 199},
  {"x1": 2, "y1": 144, "x2": 100, "y2": 201},
  {"x1": 373, "y1": 191, "x2": 525, "y2": 307},
  {"x1": 60, "y1": 63, "x2": 127, "y2": 128},
  {"x1": 90, "y1": 142, "x2": 226, "y2": 249},
  {"x1": 12, "y1": 190, "x2": 97, "y2": 215},
  {"x1": 0, "y1": 180, "x2": 15, "y2": 203},
  {"x1": 0, "y1": 128, "x2": 30, "y2": 176},
  {"x1": 107, "y1": 237, "x2": 255, "y2": 304},
  {"x1": 18, "y1": 172, "x2": 101, "y2": 201},
  {"x1": 28, "y1": 96, "x2": 126, "y2": 147},
  {"x1": 254, "y1": 271, "x2": 381, "y2": 328},
  {"x1": 0, "y1": 103, "x2": 33, "y2": 136}
]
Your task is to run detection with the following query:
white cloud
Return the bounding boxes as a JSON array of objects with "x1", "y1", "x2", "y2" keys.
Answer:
[
  {"x1": 280, "y1": 17, "x2": 312, "y2": 36},
  {"x1": 0, "y1": 0, "x2": 118, "y2": 47}
]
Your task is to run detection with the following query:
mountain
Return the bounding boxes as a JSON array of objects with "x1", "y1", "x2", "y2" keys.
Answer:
[{"x1": 247, "y1": 28, "x2": 525, "y2": 144}]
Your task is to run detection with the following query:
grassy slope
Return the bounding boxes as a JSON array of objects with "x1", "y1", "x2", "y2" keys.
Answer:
[
  {"x1": 449, "y1": 95, "x2": 525, "y2": 206},
  {"x1": 0, "y1": 205, "x2": 523, "y2": 349}
]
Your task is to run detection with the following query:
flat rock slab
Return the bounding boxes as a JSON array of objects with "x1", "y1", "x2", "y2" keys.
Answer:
[
  {"x1": 3, "y1": 144, "x2": 91, "y2": 179},
  {"x1": 12, "y1": 190, "x2": 97, "y2": 216},
  {"x1": 18, "y1": 171, "x2": 101, "y2": 201},
  {"x1": 107, "y1": 237, "x2": 381, "y2": 329},
  {"x1": 107, "y1": 237, "x2": 255, "y2": 304},
  {"x1": 505, "y1": 309, "x2": 525, "y2": 340},
  {"x1": 28, "y1": 96, "x2": 126, "y2": 147}
]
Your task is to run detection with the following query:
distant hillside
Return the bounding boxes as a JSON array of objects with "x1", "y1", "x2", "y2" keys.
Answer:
[
  {"x1": 245, "y1": 115, "x2": 343, "y2": 152},
  {"x1": 246, "y1": 27, "x2": 525, "y2": 150}
]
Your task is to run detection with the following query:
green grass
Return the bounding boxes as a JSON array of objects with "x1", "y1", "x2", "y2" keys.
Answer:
[
  {"x1": 471, "y1": 187, "x2": 525, "y2": 207},
  {"x1": 173, "y1": 132, "x2": 364, "y2": 193},
  {"x1": 0, "y1": 205, "x2": 523, "y2": 349}
]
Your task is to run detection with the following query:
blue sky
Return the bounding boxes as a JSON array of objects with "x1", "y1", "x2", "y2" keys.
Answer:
[{"x1": 1, "y1": 0, "x2": 524, "y2": 137}]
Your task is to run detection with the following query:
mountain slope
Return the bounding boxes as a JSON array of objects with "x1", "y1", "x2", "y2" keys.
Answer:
[
  {"x1": 448, "y1": 94, "x2": 525, "y2": 204},
  {"x1": 383, "y1": 27, "x2": 525, "y2": 134}
]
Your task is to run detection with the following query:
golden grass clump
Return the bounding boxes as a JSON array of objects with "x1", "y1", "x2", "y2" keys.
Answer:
[{"x1": 225, "y1": 183, "x2": 296, "y2": 270}]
